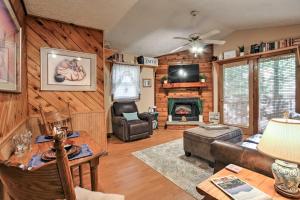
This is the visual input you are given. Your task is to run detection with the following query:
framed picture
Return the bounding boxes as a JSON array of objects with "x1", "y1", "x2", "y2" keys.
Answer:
[
  {"x1": 209, "y1": 112, "x2": 220, "y2": 124},
  {"x1": 40, "y1": 47, "x2": 97, "y2": 91},
  {"x1": 143, "y1": 79, "x2": 151, "y2": 87},
  {"x1": 0, "y1": 0, "x2": 22, "y2": 92}
]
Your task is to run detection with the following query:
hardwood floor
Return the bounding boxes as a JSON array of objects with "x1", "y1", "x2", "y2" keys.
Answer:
[{"x1": 99, "y1": 129, "x2": 196, "y2": 200}]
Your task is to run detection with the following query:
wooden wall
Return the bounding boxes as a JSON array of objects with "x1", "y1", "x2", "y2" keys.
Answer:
[
  {"x1": 26, "y1": 16, "x2": 105, "y2": 114},
  {"x1": 0, "y1": 0, "x2": 27, "y2": 141},
  {"x1": 155, "y1": 47, "x2": 213, "y2": 128}
]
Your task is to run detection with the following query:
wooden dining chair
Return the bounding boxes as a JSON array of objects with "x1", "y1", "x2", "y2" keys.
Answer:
[
  {"x1": 0, "y1": 134, "x2": 76, "y2": 200},
  {"x1": 39, "y1": 103, "x2": 74, "y2": 135},
  {"x1": 0, "y1": 134, "x2": 124, "y2": 200}
]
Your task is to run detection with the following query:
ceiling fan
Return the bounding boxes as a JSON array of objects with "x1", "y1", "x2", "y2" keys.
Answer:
[{"x1": 170, "y1": 29, "x2": 226, "y2": 55}]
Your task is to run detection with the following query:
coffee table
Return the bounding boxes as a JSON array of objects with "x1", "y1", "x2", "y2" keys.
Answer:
[{"x1": 196, "y1": 166, "x2": 288, "y2": 200}]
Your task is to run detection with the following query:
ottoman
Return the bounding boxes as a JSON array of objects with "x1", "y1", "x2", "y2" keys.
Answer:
[{"x1": 183, "y1": 126, "x2": 242, "y2": 166}]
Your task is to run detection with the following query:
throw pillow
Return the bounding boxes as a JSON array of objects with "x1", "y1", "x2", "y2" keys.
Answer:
[{"x1": 123, "y1": 112, "x2": 139, "y2": 121}]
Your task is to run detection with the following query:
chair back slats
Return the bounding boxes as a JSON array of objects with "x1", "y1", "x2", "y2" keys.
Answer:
[
  {"x1": 0, "y1": 134, "x2": 76, "y2": 200},
  {"x1": 39, "y1": 103, "x2": 74, "y2": 135},
  {"x1": 0, "y1": 161, "x2": 65, "y2": 200}
]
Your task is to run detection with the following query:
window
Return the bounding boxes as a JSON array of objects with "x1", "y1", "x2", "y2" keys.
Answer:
[
  {"x1": 258, "y1": 53, "x2": 296, "y2": 129},
  {"x1": 223, "y1": 63, "x2": 250, "y2": 126},
  {"x1": 111, "y1": 64, "x2": 140, "y2": 101}
]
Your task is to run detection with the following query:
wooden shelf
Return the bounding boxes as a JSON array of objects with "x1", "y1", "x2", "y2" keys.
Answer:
[
  {"x1": 162, "y1": 82, "x2": 208, "y2": 89},
  {"x1": 214, "y1": 45, "x2": 299, "y2": 65},
  {"x1": 162, "y1": 82, "x2": 208, "y2": 95}
]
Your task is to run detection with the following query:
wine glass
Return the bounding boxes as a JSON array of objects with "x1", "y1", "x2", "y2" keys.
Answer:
[{"x1": 12, "y1": 135, "x2": 25, "y2": 157}]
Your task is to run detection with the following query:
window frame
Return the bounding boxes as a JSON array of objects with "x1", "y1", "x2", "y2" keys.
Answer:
[
  {"x1": 217, "y1": 47, "x2": 299, "y2": 135},
  {"x1": 111, "y1": 63, "x2": 141, "y2": 101}
]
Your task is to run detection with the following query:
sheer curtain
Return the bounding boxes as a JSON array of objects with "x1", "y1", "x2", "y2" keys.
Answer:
[{"x1": 111, "y1": 64, "x2": 140, "y2": 101}]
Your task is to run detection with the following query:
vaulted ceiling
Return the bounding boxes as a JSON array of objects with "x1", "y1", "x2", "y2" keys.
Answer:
[{"x1": 24, "y1": 0, "x2": 300, "y2": 56}]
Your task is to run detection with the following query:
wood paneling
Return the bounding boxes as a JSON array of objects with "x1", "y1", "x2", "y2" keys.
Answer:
[
  {"x1": 26, "y1": 16, "x2": 105, "y2": 114},
  {"x1": 0, "y1": 0, "x2": 27, "y2": 140},
  {"x1": 72, "y1": 112, "x2": 107, "y2": 152},
  {"x1": 155, "y1": 48, "x2": 214, "y2": 128},
  {"x1": 27, "y1": 111, "x2": 107, "y2": 152}
]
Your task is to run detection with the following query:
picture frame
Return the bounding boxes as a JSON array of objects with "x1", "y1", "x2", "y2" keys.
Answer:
[
  {"x1": 40, "y1": 47, "x2": 97, "y2": 91},
  {"x1": 143, "y1": 79, "x2": 152, "y2": 87},
  {"x1": 0, "y1": 0, "x2": 22, "y2": 92},
  {"x1": 209, "y1": 112, "x2": 220, "y2": 124},
  {"x1": 223, "y1": 50, "x2": 236, "y2": 59}
]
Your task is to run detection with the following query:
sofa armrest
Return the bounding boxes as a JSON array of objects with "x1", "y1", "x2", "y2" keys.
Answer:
[
  {"x1": 112, "y1": 116, "x2": 127, "y2": 126},
  {"x1": 138, "y1": 112, "x2": 153, "y2": 121},
  {"x1": 211, "y1": 140, "x2": 274, "y2": 178},
  {"x1": 138, "y1": 112, "x2": 153, "y2": 134}
]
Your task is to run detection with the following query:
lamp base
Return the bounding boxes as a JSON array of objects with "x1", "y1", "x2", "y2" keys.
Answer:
[
  {"x1": 272, "y1": 160, "x2": 300, "y2": 199},
  {"x1": 274, "y1": 184, "x2": 300, "y2": 199}
]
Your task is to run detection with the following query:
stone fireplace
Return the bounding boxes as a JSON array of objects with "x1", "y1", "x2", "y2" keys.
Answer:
[{"x1": 168, "y1": 98, "x2": 203, "y2": 121}]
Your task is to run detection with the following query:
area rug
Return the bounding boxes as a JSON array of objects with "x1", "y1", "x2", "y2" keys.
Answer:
[{"x1": 132, "y1": 139, "x2": 213, "y2": 200}]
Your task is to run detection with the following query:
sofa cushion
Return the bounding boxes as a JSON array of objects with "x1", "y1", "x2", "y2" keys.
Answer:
[
  {"x1": 128, "y1": 120, "x2": 149, "y2": 135},
  {"x1": 184, "y1": 126, "x2": 242, "y2": 144},
  {"x1": 289, "y1": 112, "x2": 300, "y2": 120},
  {"x1": 123, "y1": 112, "x2": 139, "y2": 121},
  {"x1": 244, "y1": 134, "x2": 262, "y2": 144}
]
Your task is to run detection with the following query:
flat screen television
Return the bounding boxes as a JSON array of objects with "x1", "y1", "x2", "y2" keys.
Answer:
[{"x1": 168, "y1": 64, "x2": 199, "y2": 83}]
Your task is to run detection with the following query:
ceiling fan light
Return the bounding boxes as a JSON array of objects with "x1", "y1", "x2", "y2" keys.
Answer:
[
  {"x1": 197, "y1": 47, "x2": 204, "y2": 53},
  {"x1": 191, "y1": 46, "x2": 197, "y2": 52}
]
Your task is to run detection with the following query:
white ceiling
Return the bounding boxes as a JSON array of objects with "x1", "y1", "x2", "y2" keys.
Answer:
[{"x1": 24, "y1": 0, "x2": 300, "y2": 57}]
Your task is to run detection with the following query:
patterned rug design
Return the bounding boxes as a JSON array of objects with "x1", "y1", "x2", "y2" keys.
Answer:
[{"x1": 132, "y1": 139, "x2": 213, "y2": 199}]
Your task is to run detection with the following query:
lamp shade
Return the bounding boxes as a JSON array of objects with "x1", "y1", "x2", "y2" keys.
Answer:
[{"x1": 257, "y1": 118, "x2": 300, "y2": 164}]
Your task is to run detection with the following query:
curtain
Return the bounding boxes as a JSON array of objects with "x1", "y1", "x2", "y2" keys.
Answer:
[{"x1": 111, "y1": 64, "x2": 140, "y2": 101}]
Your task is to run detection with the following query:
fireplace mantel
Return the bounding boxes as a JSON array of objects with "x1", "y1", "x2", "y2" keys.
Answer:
[{"x1": 162, "y1": 82, "x2": 208, "y2": 95}]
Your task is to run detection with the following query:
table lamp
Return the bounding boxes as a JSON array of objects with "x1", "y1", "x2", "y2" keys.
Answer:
[{"x1": 257, "y1": 118, "x2": 300, "y2": 198}]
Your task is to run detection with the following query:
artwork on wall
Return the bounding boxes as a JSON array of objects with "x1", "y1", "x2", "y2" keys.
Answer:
[
  {"x1": 40, "y1": 47, "x2": 97, "y2": 91},
  {"x1": 143, "y1": 79, "x2": 152, "y2": 87},
  {"x1": 0, "y1": 0, "x2": 22, "y2": 92}
]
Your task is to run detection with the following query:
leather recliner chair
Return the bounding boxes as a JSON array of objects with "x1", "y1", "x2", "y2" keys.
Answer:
[{"x1": 111, "y1": 101, "x2": 153, "y2": 142}]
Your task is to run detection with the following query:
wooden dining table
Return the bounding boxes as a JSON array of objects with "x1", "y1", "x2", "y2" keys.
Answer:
[{"x1": 8, "y1": 131, "x2": 106, "y2": 191}]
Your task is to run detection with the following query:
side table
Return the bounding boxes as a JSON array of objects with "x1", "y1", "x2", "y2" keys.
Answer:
[{"x1": 196, "y1": 166, "x2": 289, "y2": 200}]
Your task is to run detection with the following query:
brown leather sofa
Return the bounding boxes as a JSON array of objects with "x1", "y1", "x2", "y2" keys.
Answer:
[
  {"x1": 211, "y1": 113, "x2": 299, "y2": 178},
  {"x1": 211, "y1": 136, "x2": 274, "y2": 178},
  {"x1": 111, "y1": 101, "x2": 153, "y2": 142}
]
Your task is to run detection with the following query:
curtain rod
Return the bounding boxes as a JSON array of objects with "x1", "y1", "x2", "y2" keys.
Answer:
[{"x1": 109, "y1": 60, "x2": 140, "y2": 66}]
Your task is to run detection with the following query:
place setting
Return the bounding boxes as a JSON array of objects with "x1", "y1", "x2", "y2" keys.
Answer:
[{"x1": 27, "y1": 127, "x2": 93, "y2": 169}]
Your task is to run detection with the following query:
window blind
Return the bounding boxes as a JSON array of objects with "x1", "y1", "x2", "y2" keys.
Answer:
[
  {"x1": 223, "y1": 63, "x2": 249, "y2": 126},
  {"x1": 258, "y1": 53, "x2": 296, "y2": 130}
]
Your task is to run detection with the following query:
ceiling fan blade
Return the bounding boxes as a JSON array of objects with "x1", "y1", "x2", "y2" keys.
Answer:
[
  {"x1": 199, "y1": 29, "x2": 220, "y2": 39},
  {"x1": 170, "y1": 43, "x2": 190, "y2": 53},
  {"x1": 201, "y1": 39, "x2": 226, "y2": 45},
  {"x1": 173, "y1": 37, "x2": 192, "y2": 41}
]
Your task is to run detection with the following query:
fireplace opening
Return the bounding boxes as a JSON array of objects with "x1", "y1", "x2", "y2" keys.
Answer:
[
  {"x1": 175, "y1": 105, "x2": 192, "y2": 115},
  {"x1": 168, "y1": 98, "x2": 202, "y2": 121}
]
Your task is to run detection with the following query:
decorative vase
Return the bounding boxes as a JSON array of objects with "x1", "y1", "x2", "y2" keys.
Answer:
[
  {"x1": 164, "y1": 80, "x2": 168, "y2": 84},
  {"x1": 168, "y1": 115, "x2": 172, "y2": 122},
  {"x1": 272, "y1": 159, "x2": 300, "y2": 198},
  {"x1": 200, "y1": 79, "x2": 206, "y2": 83},
  {"x1": 240, "y1": 52, "x2": 245, "y2": 56},
  {"x1": 199, "y1": 115, "x2": 203, "y2": 122}
]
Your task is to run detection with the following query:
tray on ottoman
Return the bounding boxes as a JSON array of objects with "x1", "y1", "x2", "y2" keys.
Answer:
[{"x1": 183, "y1": 125, "x2": 242, "y2": 166}]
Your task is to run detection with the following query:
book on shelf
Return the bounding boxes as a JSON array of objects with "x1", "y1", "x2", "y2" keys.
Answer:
[{"x1": 211, "y1": 175, "x2": 272, "y2": 200}]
